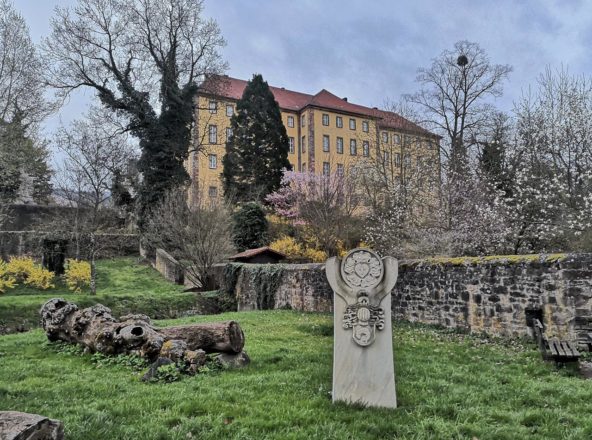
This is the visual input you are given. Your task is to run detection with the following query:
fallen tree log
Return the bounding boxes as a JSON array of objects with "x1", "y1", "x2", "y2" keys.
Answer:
[{"x1": 40, "y1": 299, "x2": 246, "y2": 368}]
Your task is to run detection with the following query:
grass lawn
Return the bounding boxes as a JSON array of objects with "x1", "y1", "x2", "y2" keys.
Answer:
[
  {"x1": 1, "y1": 311, "x2": 591, "y2": 439},
  {"x1": 0, "y1": 257, "x2": 198, "y2": 333}
]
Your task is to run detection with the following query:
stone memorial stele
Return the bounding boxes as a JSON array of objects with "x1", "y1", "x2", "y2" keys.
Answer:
[{"x1": 325, "y1": 248, "x2": 398, "y2": 408}]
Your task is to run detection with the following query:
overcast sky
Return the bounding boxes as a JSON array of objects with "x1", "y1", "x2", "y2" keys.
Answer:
[{"x1": 16, "y1": 0, "x2": 592, "y2": 139}]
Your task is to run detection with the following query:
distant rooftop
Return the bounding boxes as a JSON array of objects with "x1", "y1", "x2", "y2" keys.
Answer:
[{"x1": 199, "y1": 75, "x2": 439, "y2": 138}]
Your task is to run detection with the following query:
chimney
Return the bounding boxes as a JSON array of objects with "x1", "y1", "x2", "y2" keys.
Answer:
[{"x1": 342, "y1": 97, "x2": 348, "y2": 102}]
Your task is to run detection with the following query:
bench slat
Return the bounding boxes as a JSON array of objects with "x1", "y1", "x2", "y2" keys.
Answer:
[
  {"x1": 563, "y1": 341, "x2": 580, "y2": 357},
  {"x1": 549, "y1": 339, "x2": 566, "y2": 357}
]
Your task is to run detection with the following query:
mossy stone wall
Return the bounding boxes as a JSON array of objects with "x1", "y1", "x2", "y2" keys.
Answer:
[{"x1": 219, "y1": 254, "x2": 592, "y2": 345}]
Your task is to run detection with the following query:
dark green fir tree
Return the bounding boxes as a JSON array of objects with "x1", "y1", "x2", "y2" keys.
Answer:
[{"x1": 223, "y1": 74, "x2": 291, "y2": 202}]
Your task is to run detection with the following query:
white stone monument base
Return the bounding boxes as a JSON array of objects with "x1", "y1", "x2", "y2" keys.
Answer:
[{"x1": 332, "y1": 294, "x2": 397, "y2": 408}]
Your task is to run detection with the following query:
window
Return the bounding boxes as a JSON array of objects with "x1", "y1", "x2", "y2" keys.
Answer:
[
  {"x1": 363, "y1": 141, "x2": 369, "y2": 157},
  {"x1": 382, "y1": 132, "x2": 388, "y2": 143},
  {"x1": 208, "y1": 125, "x2": 217, "y2": 144},
  {"x1": 208, "y1": 186, "x2": 218, "y2": 198},
  {"x1": 383, "y1": 151, "x2": 390, "y2": 162},
  {"x1": 209, "y1": 100, "x2": 217, "y2": 113},
  {"x1": 336, "y1": 137, "x2": 344, "y2": 154},
  {"x1": 350, "y1": 139, "x2": 357, "y2": 155},
  {"x1": 394, "y1": 134, "x2": 401, "y2": 145},
  {"x1": 395, "y1": 153, "x2": 401, "y2": 167},
  {"x1": 301, "y1": 136, "x2": 306, "y2": 154},
  {"x1": 301, "y1": 115, "x2": 306, "y2": 127},
  {"x1": 403, "y1": 153, "x2": 411, "y2": 168},
  {"x1": 226, "y1": 104, "x2": 233, "y2": 117},
  {"x1": 208, "y1": 154, "x2": 217, "y2": 169},
  {"x1": 362, "y1": 121, "x2": 369, "y2": 132},
  {"x1": 226, "y1": 127, "x2": 233, "y2": 141},
  {"x1": 336, "y1": 163, "x2": 344, "y2": 177},
  {"x1": 323, "y1": 162, "x2": 330, "y2": 176},
  {"x1": 322, "y1": 113, "x2": 329, "y2": 126},
  {"x1": 349, "y1": 118, "x2": 356, "y2": 130},
  {"x1": 287, "y1": 116, "x2": 294, "y2": 128},
  {"x1": 404, "y1": 135, "x2": 411, "y2": 145},
  {"x1": 336, "y1": 116, "x2": 343, "y2": 128},
  {"x1": 323, "y1": 135, "x2": 330, "y2": 152},
  {"x1": 289, "y1": 137, "x2": 295, "y2": 154}
]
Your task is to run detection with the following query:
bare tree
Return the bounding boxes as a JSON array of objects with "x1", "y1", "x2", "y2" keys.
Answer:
[
  {"x1": 0, "y1": 0, "x2": 54, "y2": 127},
  {"x1": 144, "y1": 188, "x2": 235, "y2": 291},
  {"x1": 43, "y1": 0, "x2": 227, "y2": 225},
  {"x1": 54, "y1": 107, "x2": 137, "y2": 294},
  {"x1": 407, "y1": 41, "x2": 512, "y2": 176}
]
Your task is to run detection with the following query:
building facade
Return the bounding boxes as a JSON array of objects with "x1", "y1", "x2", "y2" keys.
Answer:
[{"x1": 188, "y1": 75, "x2": 440, "y2": 203}]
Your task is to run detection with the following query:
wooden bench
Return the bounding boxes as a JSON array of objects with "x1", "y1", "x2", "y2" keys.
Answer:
[{"x1": 533, "y1": 319, "x2": 580, "y2": 365}]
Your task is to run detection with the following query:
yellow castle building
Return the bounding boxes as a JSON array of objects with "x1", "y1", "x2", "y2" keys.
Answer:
[{"x1": 188, "y1": 75, "x2": 440, "y2": 202}]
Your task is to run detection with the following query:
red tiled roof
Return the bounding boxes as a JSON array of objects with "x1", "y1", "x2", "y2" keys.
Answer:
[
  {"x1": 228, "y1": 246, "x2": 286, "y2": 261},
  {"x1": 200, "y1": 75, "x2": 438, "y2": 138}
]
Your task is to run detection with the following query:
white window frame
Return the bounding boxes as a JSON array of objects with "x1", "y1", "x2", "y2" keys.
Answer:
[
  {"x1": 209, "y1": 100, "x2": 217, "y2": 114},
  {"x1": 208, "y1": 154, "x2": 217, "y2": 169},
  {"x1": 323, "y1": 162, "x2": 330, "y2": 176},
  {"x1": 208, "y1": 125, "x2": 217, "y2": 144},
  {"x1": 350, "y1": 139, "x2": 357, "y2": 155},
  {"x1": 349, "y1": 118, "x2": 356, "y2": 130},
  {"x1": 322, "y1": 113, "x2": 330, "y2": 126},
  {"x1": 363, "y1": 141, "x2": 369, "y2": 157},
  {"x1": 336, "y1": 116, "x2": 343, "y2": 128},
  {"x1": 336, "y1": 137, "x2": 344, "y2": 154},
  {"x1": 287, "y1": 116, "x2": 294, "y2": 128},
  {"x1": 323, "y1": 135, "x2": 330, "y2": 152},
  {"x1": 226, "y1": 104, "x2": 233, "y2": 117},
  {"x1": 289, "y1": 137, "x2": 295, "y2": 154}
]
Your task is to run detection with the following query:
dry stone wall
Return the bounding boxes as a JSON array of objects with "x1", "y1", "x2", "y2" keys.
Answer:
[{"x1": 219, "y1": 254, "x2": 592, "y2": 345}]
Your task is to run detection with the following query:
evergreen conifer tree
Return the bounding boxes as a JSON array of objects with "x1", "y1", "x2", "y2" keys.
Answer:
[{"x1": 223, "y1": 74, "x2": 291, "y2": 202}]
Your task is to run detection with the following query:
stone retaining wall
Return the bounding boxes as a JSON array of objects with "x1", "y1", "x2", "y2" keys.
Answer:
[
  {"x1": 218, "y1": 254, "x2": 592, "y2": 345},
  {"x1": 155, "y1": 248, "x2": 184, "y2": 284}
]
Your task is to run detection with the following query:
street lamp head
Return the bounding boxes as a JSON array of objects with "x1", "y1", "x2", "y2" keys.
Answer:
[{"x1": 457, "y1": 54, "x2": 468, "y2": 66}]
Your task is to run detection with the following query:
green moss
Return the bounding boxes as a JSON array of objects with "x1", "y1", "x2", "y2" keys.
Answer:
[{"x1": 407, "y1": 253, "x2": 568, "y2": 267}]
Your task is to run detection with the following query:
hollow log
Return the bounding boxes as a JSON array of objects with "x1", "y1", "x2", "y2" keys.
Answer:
[
  {"x1": 159, "y1": 322, "x2": 244, "y2": 354},
  {"x1": 40, "y1": 299, "x2": 245, "y2": 363}
]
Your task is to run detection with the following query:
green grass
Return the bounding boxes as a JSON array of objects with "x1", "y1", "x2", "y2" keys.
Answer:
[
  {"x1": 0, "y1": 258, "x2": 199, "y2": 333},
  {"x1": 1, "y1": 311, "x2": 591, "y2": 439}
]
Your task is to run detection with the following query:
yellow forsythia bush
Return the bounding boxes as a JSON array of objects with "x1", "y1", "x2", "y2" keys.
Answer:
[
  {"x1": 65, "y1": 259, "x2": 91, "y2": 292},
  {"x1": 269, "y1": 235, "x2": 328, "y2": 263},
  {"x1": 0, "y1": 260, "x2": 16, "y2": 294},
  {"x1": 6, "y1": 256, "x2": 36, "y2": 283},
  {"x1": 269, "y1": 235, "x2": 303, "y2": 258},
  {"x1": 302, "y1": 247, "x2": 328, "y2": 263},
  {"x1": 25, "y1": 265, "x2": 55, "y2": 290}
]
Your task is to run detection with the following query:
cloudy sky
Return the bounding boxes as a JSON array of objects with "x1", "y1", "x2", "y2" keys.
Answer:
[{"x1": 16, "y1": 0, "x2": 592, "y2": 137}]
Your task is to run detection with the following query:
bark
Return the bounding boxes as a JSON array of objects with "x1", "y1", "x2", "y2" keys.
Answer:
[
  {"x1": 40, "y1": 299, "x2": 245, "y2": 364},
  {"x1": 0, "y1": 411, "x2": 64, "y2": 440}
]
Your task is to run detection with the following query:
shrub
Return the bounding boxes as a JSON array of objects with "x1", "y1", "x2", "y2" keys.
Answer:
[
  {"x1": 6, "y1": 256, "x2": 36, "y2": 283},
  {"x1": 269, "y1": 235, "x2": 328, "y2": 263},
  {"x1": 269, "y1": 236, "x2": 303, "y2": 259},
  {"x1": 25, "y1": 265, "x2": 55, "y2": 290},
  {"x1": 232, "y1": 202, "x2": 269, "y2": 252},
  {"x1": 0, "y1": 260, "x2": 16, "y2": 294},
  {"x1": 65, "y1": 259, "x2": 91, "y2": 292},
  {"x1": 302, "y1": 247, "x2": 327, "y2": 263}
]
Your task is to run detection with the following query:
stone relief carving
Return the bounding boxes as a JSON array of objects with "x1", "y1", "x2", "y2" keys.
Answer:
[{"x1": 331, "y1": 249, "x2": 389, "y2": 347}]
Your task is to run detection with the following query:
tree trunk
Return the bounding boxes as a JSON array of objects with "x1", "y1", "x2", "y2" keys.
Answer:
[
  {"x1": 159, "y1": 322, "x2": 245, "y2": 354},
  {"x1": 89, "y1": 233, "x2": 97, "y2": 295},
  {"x1": 40, "y1": 299, "x2": 245, "y2": 363}
]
